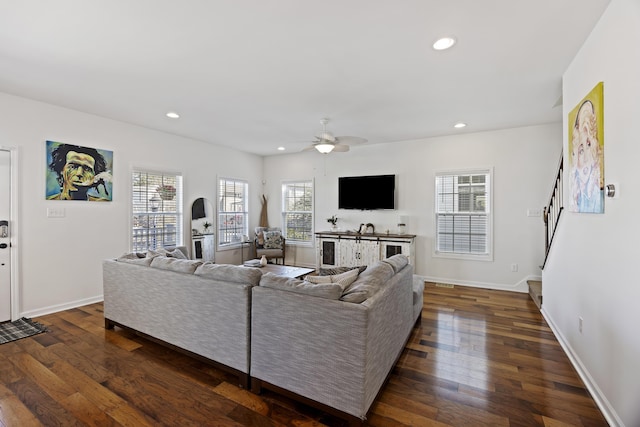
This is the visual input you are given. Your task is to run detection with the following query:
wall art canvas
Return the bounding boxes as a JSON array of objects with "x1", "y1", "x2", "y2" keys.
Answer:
[
  {"x1": 568, "y1": 82, "x2": 604, "y2": 213},
  {"x1": 46, "y1": 140, "x2": 113, "y2": 201}
]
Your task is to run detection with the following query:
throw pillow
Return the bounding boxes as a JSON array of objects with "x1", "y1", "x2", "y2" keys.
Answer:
[
  {"x1": 306, "y1": 275, "x2": 333, "y2": 284},
  {"x1": 259, "y1": 273, "x2": 343, "y2": 300},
  {"x1": 146, "y1": 248, "x2": 169, "y2": 258},
  {"x1": 307, "y1": 268, "x2": 360, "y2": 291},
  {"x1": 255, "y1": 227, "x2": 268, "y2": 247},
  {"x1": 150, "y1": 257, "x2": 203, "y2": 274},
  {"x1": 318, "y1": 265, "x2": 367, "y2": 276},
  {"x1": 263, "y1": 230, "x2": 283, "y2": 249},
  {"x1": 118, "y1": 257, "x2": 153, "y2": 267},
  {"x1": 167, "y1": 248, "x2": 188, "y2": 259}
]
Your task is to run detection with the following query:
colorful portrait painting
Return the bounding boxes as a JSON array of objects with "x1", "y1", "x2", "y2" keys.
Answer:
[
  {"x1": 46, "y1": 140, "x2": 113, "y2": 201},
  {"x1": 568, "y1": 82, "x2": 604, "y2": 213}
]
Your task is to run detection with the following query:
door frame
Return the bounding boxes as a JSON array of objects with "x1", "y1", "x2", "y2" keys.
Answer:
[{"x1": 1, "y1": 146, "x2": 20, "y2": 321}]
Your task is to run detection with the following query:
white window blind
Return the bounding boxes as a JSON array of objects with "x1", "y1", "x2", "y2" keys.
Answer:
[
  {"x1": 218, "y1": 178, "x2": 248, "y2": 247},
  {"x1": 282, "y1": 180, "x2": 313, "y2": 244},
  {"x1": 435, "y1": 171, "x2": 491, "y2": 257},
  {"x1": 131, "y1": 170, "x2": 183, "y2": 251}
]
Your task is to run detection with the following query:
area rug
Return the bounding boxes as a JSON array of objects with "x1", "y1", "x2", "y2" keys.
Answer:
[{"x1": 0, "y1": 317, "x2": 47, "y2": 344}]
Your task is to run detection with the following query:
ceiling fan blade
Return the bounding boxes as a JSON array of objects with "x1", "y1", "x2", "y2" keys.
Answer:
[
  {"x1": 302, "y1": 145, "x2": 317, "y2": 152},
  {"x1": 332, "y1": 144, "x2": 350, "y2": 152},
  {"x1": 335, "y1": 136, "x2": 367, "y2": 145}
]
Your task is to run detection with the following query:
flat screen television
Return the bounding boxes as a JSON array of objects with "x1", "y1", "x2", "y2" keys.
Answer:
[{"x1": 338, "y1": 174, "x2": 396, "y2": 210}]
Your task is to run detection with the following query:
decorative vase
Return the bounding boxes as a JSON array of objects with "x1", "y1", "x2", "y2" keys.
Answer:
[
  {"x1": 331, "y1": 225, "x2": 338, "y2": 231},
  {"x1": 260, "y1": 255, "x2": 267, "y2": 267}
]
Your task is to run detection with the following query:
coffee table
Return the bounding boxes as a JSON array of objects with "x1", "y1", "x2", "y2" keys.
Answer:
[{"x1": 245, "y1": 263, "x2": 315, "y2": 279}]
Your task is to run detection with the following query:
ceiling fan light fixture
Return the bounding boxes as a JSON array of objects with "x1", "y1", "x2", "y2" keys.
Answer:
[{"x1": 315, "y1": 143, "x2": 335, "y2": 154}]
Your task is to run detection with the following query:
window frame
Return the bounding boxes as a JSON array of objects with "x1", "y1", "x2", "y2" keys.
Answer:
[
  {"x1": 130, "y1": 169, "x2": 183, "y2": 252},
  {"x1": 281, "y1": 179, "x2": 314, "y2": 247},
  {"x1": 217, "y1": 177, "x2": 249, "y2": 250},
  {"x1": 433, "y1": 168, "x2": 493, "y2": 261}
]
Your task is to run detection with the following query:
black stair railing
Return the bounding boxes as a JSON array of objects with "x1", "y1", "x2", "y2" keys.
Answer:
[{"x1": 542, "y1": 153, "x2": 564, "y2": 269}]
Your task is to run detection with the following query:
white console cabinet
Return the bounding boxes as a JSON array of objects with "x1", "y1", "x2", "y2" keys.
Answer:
[
  {"x1": 192, "y1": 233, "x2": 215, "y2": 262},
  {"x1": 315, "y1": 231, "x2": 416, "y2": 269}
]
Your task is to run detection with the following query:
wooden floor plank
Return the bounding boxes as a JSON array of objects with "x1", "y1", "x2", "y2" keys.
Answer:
[{"x1": 0, "y1": 283, "x2": 608, "y2": 426}]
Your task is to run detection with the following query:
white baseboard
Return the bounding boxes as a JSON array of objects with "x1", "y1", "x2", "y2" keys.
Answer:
[
  {"x1": 540, "y1": 308, "x2": 622, "y2": 427},
  {"x1": 21, "y1": 295, "x2": 104, "y2": 319},
  {"x1": 417, "y1": 274, "x2": 539, "y2": 293}
]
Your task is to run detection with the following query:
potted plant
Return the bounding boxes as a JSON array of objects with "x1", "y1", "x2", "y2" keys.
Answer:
[
  {"x1": 327, "y1": 215, "x2": 338, "y2": 231},
  {"x1": 156, "y1": 184, "x2": 176, "y2": 201},
  {"x1": 202, "y1": 221, "x2": 212, "y2": 234}
]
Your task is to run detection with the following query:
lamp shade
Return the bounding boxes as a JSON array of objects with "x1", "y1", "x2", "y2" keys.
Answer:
[{"x1": 315, "y1": 143, "x2": 335, "y2": 154}]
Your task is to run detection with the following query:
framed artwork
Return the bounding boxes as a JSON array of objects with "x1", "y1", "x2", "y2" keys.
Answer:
[
  {"x1": 45, "y1": 140, "x2": 113, "y2": 201},
  {"x1": 568, "y1": 82, "x2": 604, "y2": 213}
]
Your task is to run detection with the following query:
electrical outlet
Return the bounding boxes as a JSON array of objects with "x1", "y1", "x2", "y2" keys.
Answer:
[
  {"x1": 47, "y1": 207, "x2": 65, "y2": 218},
  {"x1": 579, "y1": 316, "x2": 583, "y2": 334},
  {"x1": 510, "y1": 263, "x2": 518, "y2": 272}
]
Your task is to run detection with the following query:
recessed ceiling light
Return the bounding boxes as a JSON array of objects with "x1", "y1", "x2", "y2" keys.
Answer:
[
  {"x1": 277, "y1": 146, "x2": 285, "y2": 151},
  {"x1": 433, "y1": 37, "x2": 457, "y2": 51},
  {"x1": 454, "y1": 122, "x2": 467, "y2": 129},
  {"x1": 166, "y1": 112, "x2": 180, "y2": 119}
]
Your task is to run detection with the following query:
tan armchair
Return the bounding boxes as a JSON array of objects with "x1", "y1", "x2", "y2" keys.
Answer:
[{"x1": 255, "y1": 227, "x2": 286, "y2": 265}]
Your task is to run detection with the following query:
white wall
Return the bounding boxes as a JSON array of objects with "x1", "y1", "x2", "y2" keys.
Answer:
[
  {"x1": 265, "y1": 123, "x2": 561, "y2": 291},
  {"x1": 544, "y1": 1, "x2": 640, "y2": 426},
  {"x1": 0, "y1": 92, "x2": 263, "y2": 317}
]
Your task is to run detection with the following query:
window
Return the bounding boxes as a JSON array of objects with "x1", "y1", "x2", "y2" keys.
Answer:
[
  {"x1": 435, "y1": 169, "x2": 492, "y2": 260},
  {"x1": 282, "y1": 180, "x2": 313, "y2": 244},
  {"x1": 131, "y1": 170, "x2": 183, "y2": 251},
  {"x1": 218, "y1": 177, "x2": 248, "y2": 247}
]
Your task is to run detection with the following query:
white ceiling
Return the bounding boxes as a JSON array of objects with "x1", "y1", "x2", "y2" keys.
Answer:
[{"x1": 0, "y1": 1, "x2": 610, "y2": 156}]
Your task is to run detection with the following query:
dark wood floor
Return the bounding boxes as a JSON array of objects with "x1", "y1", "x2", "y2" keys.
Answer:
[{"x1": 0, "y1": 283, "x2": 607, "y2": 426}]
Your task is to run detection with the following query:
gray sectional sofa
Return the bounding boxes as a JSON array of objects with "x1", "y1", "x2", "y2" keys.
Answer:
[{"x1": 102, "y1": 248, "x2": 422, "y2": 424}]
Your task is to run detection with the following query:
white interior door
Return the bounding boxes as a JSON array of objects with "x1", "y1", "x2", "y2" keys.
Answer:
[{"x1": 0, "y1": 150, "x2": 11, "y2": 322}]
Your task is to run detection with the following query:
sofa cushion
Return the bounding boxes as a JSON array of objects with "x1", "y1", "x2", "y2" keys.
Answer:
[
  {"x1": 150, "y1": 256, "x2": 203, "y2": 274},
  {"x1": 260, "y1": 273, "x2": 343, "y2": 300},
  {"x1": 382, "y1": 254, "x2": 409, "y2": 273},
  {"x1": 194, "y1": 263, "x2": 262, "y2": 286},
  {"x1": 340, "y1": 261, "x2": 394, "y2": 303}
]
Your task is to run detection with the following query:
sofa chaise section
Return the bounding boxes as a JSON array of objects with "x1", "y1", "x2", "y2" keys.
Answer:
[
  {"x1": 103, "y1": 256, "x2": 260, "y2": 388},
  {"x1": 250, "y1": 258, "x2": 415, "y2": 424}
]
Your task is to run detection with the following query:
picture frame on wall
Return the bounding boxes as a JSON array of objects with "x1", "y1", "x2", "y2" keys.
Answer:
[
  {"x1": 45, "y1": 140, "x2": 113, "y2": 201},
  {"x1": 568, "y1": 82, "x2": 604, "y2": 214}
]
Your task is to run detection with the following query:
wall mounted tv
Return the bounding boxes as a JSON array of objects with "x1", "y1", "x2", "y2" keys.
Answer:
[{"x1": 338, "y1": 174, "x2": 396, "y2": 210}]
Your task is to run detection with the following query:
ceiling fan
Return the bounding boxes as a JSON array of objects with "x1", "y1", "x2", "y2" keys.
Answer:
[{"x1": 303, "y1": 118, "x2": 367, "y2": 154}]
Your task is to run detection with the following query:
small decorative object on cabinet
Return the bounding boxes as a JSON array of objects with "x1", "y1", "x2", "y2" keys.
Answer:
[
  {"x1": 327, "y1": 215, "x2": 338, "y2": 231},
  {"x1": 260, "y1": 255, "x2": 268, "y2": 267}
]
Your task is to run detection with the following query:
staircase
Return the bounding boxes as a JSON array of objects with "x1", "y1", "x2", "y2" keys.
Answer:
[
  {"x1": 527, "y1": 280, "x2": 542, "y2": 309},
  {"x1": 529, "y1": 152, "x2": 564, "y2": 310}
]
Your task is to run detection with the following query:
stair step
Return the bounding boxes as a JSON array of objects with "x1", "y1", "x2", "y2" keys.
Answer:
[{"x1": 527, "y1": 280, "x2": 542, "y2": 310}]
